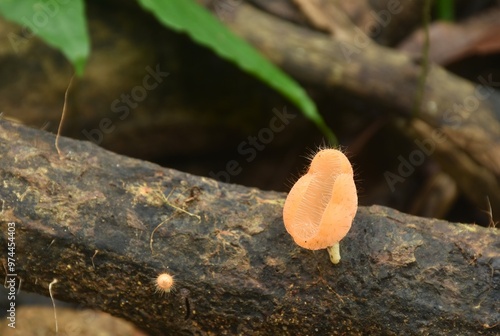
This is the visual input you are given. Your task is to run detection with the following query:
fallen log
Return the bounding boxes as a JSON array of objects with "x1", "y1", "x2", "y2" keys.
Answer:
[{"x1": 0, "y1": 120, "x2": 498, "y2": 335}]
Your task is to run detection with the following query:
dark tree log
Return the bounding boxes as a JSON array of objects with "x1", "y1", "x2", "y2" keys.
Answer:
[{"x1": 0, "y1": 120, "x2": 498, "y2": 335}]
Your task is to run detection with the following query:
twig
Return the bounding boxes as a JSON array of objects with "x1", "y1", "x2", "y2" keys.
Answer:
[
  {"x1": 55, "y1": 75, "x2": 75, "y2": 156},
  {"x1": 411, "y1": 0, "x2": 432, "y2": 118},
  {"x1": 49, "y1": 279, "x2": 59, "y2": 334}
]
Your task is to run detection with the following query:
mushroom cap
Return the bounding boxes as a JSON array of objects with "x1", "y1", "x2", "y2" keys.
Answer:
[
  {"x1": 155, "y1": 273, "x2": 175, "y2": 293},
  {"x1": 283, "y1": 149, "x2": 357, "y2": 250}
]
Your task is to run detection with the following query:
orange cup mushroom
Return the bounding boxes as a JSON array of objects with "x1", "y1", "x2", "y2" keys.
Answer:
[{"x1": 283, "y1": 149, "x2": 357, "y2": 264}]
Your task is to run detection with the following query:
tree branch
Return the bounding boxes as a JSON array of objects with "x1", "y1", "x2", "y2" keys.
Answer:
[{"x1": 218, "y1": 2, "x2": 500, "y2": 220}]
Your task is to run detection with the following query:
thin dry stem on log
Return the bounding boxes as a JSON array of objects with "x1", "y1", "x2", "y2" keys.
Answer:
[
  {"x1": 0, "y1": 120, "x2": 499, "y2": 335},
  {"x1": 216, "y1": 2, "x2": 500, "y2": 221}
]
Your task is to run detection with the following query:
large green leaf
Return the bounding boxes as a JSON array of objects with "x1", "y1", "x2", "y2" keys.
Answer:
[
  {"x1": 136, "y1": 0, "x2": 336, "y2": 144},
  {"x1": 0, "y1": 0, "x2": 90, "y2": 76}
]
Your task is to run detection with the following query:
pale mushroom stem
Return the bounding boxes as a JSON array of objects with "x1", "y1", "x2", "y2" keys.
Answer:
[{"x1": 327, "y1": 242, "x2": 341, "y2": 264}]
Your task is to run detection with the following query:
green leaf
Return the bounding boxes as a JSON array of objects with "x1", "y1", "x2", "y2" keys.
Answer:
[
  {"x1": 136, "y1": 0, "x2": 337, "y2": 144},
  {"x1": 436, "y1": 0, "x2": 454, "y2": 22},
  {"x1": 0, "y1": 0, "x2": 90, "y2": 76}
]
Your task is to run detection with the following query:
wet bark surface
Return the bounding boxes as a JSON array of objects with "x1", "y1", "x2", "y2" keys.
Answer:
[{"x1": 0, "y1": 120, "x2": 498, "y2": 335}]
